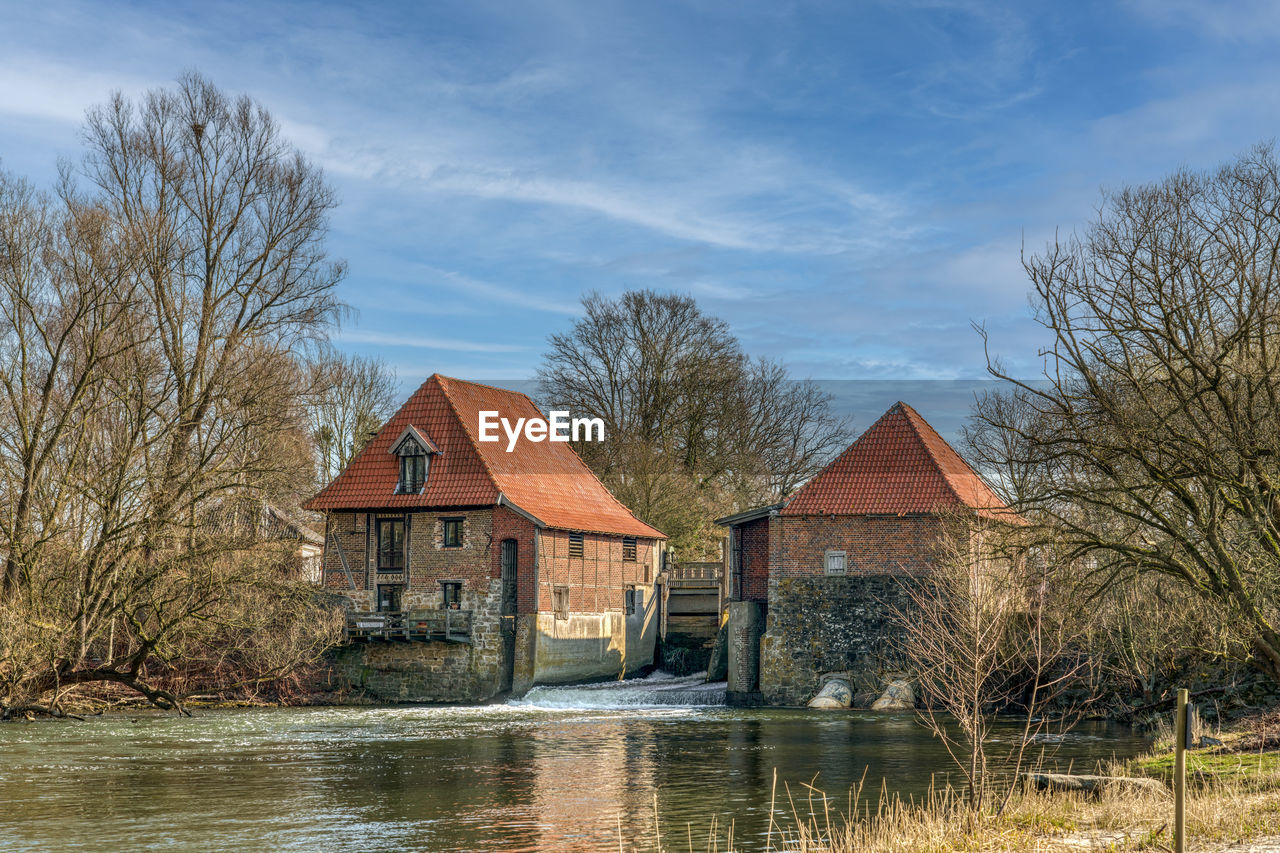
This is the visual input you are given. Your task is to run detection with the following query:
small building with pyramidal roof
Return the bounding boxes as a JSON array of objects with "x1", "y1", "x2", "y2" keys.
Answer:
[
  {"x1": 306, "y1": 374, "x2": 665, "y2": 703},
  {"x1": 715, "y1": 401, "x2": 1018, "y2": 706}
]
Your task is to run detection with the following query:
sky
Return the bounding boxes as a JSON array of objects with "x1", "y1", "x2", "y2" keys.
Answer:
[{"x1": 2, "y1": 0, "x2": 1278, "y2": 432}]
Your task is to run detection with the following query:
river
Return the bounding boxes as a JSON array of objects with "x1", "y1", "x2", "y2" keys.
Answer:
[{"x1": 0, "y1": 672, "x2": 1148, "y2": 852}]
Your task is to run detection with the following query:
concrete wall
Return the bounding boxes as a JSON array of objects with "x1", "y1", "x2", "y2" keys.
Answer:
[
  {"x1": 726, "y1": 601, "x2": 764, "y2": 699},
  {"x1": 524, "y1": 589, "x2": 659, "y2": 685},
  {"x1": 759, "y1": 574, "x2": 913, "y2": 706}
]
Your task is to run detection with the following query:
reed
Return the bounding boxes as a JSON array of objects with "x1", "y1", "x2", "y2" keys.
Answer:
[{"x1": 651, "y1": 743, "x2": 1280, "y2": 853}]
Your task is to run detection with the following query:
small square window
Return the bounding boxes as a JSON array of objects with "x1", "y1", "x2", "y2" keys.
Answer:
[
  {"x1": 568, "y1": 532, "x2": 584, "y2": 559},
  {"x1": 824, "y1": 550, "x2": 847, "y2": 576},
  {"x1": 622, "y1": 537, "x2": 637, "y2": 562},
  {"x1": 441, "y1": 580, "x2": 462, "y2": 610},
  {"x1": 553, "y1": 585, "x2": 570, "y2": 620},
  {"x1": 442, "y1": 518, "x2": 464, "y2": 548}
]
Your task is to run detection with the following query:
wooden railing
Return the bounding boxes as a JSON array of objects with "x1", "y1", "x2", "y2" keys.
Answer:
[
  {"x1": 668, "y1": 561, "x2": 723, "y2": 586},
  {"x1": 345, "y1": 609, "x2": 473, "y2": 643}
]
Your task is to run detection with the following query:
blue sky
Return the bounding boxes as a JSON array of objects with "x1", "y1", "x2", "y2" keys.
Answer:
[{"x1": 2, "y1": 0, "x2": 1278, "y2": 409}]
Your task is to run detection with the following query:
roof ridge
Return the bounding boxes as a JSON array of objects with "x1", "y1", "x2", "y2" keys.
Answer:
[
  {"x1": 894, "y1": 402, "x2": 967, "y2": 509},
  {"x1": 438, "y1": 374, "x2": 542, "y2": 408},
  {"x1": 447, "y1": 375, "x2": 660, "y2": 535},
  {"x1": 783, "y1": 403, "x2": 895, "y2": 508},
  {"x1": 434, "y1": 374, "x2": 504, "y2": 497}
]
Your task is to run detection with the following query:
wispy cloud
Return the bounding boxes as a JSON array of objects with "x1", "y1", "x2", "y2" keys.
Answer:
[
  {"x1": 336, "y1": 330, "x2": 528, "y2": 353},
  {"x1": 0, "y1": 57, "x2": 158, "y2": 123},
  {"x1": 1125, "y1": 0, "x2": 1280, "y2": 42},
  {"x1": 5, "y1": 0, "x2": 1280, "y2": 387}
]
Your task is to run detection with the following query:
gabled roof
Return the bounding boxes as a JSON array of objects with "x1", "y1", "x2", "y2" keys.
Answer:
[
  {"x1": 305, "y1": 375, "x2": 663, "y2": 539},
  {"x1": 780, "y1": 401, "x2": 1017, "y2": 521},
  {"x1": 389, "y1": 425, "x2": 439, "y2": 455}
]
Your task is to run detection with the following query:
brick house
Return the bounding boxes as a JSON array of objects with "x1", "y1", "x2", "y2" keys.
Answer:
[
  {"x1": 305, "y1": 374, "x2": 665, "y2": 703},
  {"x1": 716, "y1": 401, "x2": 1017, "y2": 705}
]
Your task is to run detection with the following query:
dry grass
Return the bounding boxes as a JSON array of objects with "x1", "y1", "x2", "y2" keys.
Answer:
[{"x1": 662, "y1": 743, "x2": 1280, "y2": 853}]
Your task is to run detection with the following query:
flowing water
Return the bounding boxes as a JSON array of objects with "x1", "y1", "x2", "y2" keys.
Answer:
[{"x1": 0, "y1": 672, "x2": 1149, "y2": 852}]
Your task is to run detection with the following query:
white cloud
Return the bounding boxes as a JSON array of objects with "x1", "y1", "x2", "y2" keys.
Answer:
[{"x1": 0, "y1": 58, "x2": 158, "y2": 123}]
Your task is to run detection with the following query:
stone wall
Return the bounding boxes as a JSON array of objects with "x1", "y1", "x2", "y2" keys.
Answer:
[
  {"x1": 759, "y1": 574, "x2": 913, "y2": 706},
  {"x1": 329, "y1": 578, "x2": 508, "y2": 703}
]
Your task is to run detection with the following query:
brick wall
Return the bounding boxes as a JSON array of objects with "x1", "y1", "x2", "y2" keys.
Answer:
[
  {"x1": 536, "y1": 529, "x2": 659, "y2": 614},
  {"x1": 492, "y1": 506, "x2": 538, "y2": 613},
  {"x1": 735, "y1": 516, "x2": 771, "y2": 602},
  {"x1": 775, "y1": 514, "x2": 943, "y2": 577},
  {"x1": 328, "y1": 577, "x2": 508, "y2": 703},
  {"x1": 322, "y1": 509, "x2": 498, "y2": 610}
]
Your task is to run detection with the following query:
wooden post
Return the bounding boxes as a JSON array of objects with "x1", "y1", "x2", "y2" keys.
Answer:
[{"x1": 1174, "y1": 687, "x2": 1188, "y2": 853}]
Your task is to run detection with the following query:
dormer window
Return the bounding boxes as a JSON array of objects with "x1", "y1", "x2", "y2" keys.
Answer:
[
  {"x1": 389, "y1": 426, "x2": 439, "y2": 495},
  {"x1": 399, "y1": 450, "x2": 426, "y2": 494}
]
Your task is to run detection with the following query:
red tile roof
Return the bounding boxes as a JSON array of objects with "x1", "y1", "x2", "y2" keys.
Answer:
[
  {"x1": 781, "y1": 402, "x2": 1018, "y2": 521},
  {"x1": 305, "y1": 375, "x2": 664, "y2": 539}
]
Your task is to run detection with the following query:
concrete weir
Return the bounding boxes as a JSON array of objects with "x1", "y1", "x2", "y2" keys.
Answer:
[{"x1": 514, "y1": 671, "x2": 728, "y2": 708}]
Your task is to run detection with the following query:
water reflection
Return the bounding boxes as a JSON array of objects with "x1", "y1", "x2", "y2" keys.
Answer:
[{"x1": 0, "y1": 695, "x2": 1149, "y2": 852}]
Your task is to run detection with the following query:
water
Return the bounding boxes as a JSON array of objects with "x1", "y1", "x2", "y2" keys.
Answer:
[{"x1": 0, "y1": 673, "x2": 1148, "y2": 852}]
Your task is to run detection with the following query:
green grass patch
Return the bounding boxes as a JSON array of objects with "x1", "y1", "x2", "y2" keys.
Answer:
[{"x1": 1127, "y1": 748, "x2": 1280, "y2": 786}]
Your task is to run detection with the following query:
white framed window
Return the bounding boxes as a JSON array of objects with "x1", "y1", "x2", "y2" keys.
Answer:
[{"x1": 824, "y1": 550, "x2": 847, "y2": 576}]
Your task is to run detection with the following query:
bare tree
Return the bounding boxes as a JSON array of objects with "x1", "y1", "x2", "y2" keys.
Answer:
[
  {"x1": 302, "y1": 346, "x2": 399, "y2": 488},
  {"x1": 974, "y1": 143, "x2": 1280, "y2": 684},
  {"x1": 0, "y1": 73, "x2": 344, "y2": 716},
  {"x1": 893, "y1": 516, "x2": 1099, "y2": 813},
  {"x1": 539, "y1": 290, "x2": 849, "y2": 554}
]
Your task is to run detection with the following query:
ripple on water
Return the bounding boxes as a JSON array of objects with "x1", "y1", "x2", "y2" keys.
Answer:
[{"x1": 0, "y1": 686, "x2": 1150, "y2": 853}]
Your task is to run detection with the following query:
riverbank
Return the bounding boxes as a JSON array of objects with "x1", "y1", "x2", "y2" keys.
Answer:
[{"x1": 727, "y1": 712, "x2": 1280, "y2": 853}]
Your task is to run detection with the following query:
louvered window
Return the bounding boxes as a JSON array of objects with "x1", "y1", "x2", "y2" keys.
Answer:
[{"x1": 568, "y1": 532, "x2": 584, "y2": 559}]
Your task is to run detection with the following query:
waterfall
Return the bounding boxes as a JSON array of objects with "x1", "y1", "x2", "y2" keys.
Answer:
[{"x1": 514, "y1": 671, "x2": 727, "y2": 708}]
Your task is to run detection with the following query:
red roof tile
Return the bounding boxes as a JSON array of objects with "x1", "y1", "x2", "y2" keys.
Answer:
[
  {"x1": 781, "y1": 402, "x2": 1018, "y2": 521},
  {"x1": 305, "y1": 375, "x2": 663, "y2": 539}
]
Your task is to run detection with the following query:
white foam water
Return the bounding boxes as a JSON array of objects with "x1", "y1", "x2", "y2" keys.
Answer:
[{"x1": 514, "y1": 670, "x2": 728, "y2": 709}]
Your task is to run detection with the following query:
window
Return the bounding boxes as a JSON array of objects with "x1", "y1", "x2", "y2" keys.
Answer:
[
  {"x1": 391, "y1": 428, "x2": 435, "y2": 494},
  {"x1": 553, "y1": 585, "x2": 570, "y2": 620},
  {"x1": 625, "y1": 585, "x2": 640, "y2": 615},
  {"x1": 398, "y1": 451, "x2": 426, "y2": 494},
  {"x1": 440, "y1": 580, "x2": 462, "y2": 610},
  {"x1": 568, "y1": 532, "x2": 584, "y2": 559},
  {"x1": 824, "y1": 549, "x2": 847, "y2": 576},
  {"x1": 622, "y1": 537, "x2": 637, "y2": 562},
  {"x1": 377, "y1": 583, "x2": 402, "y2": 612},
  {"x1": 376, "y1": 518, "x2": 404, "y2": 571},
  {"x1": 442, "y1": 517, "x2": 464, "y2": 548}
]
